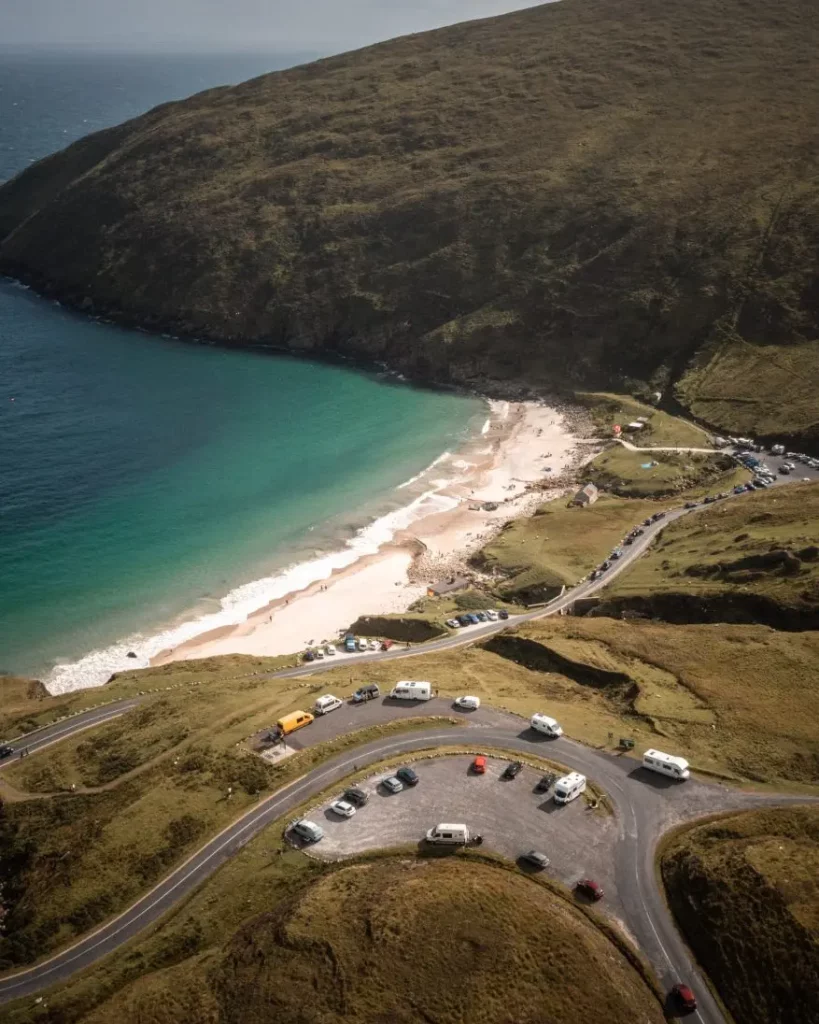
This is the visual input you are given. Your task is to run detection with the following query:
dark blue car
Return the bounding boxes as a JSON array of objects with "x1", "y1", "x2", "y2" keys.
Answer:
[{"x1": 467, "y1": 613, "x2": 480, "y2": 625}]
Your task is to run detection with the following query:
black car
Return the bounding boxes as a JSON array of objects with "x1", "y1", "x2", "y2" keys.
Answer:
[
  {"x1": 684, "y1": 501, "x2": 697, "y2": 509},
  {"x1": 502, "y1": 760, "x2": 523, "y2": 780},
  {"x1": 0, "y1": 744, "x2": 14, "y2": 759},
  {"x1": 642, "y1": 518, "x2": 652, "y2": 526},
  {"x1": 457, "y1": 614, "x2": 472, "y2": 626},
  {"x1": 497, "y1": 609, "x2": 509, "y2": 620},
  {"x1": 343, "y1": 787, "x2": 369, "y2": 807},
  {"x1": 534, "y1": 773, "x2": 555, "y2": 793},
  {"x1": 521, "y1": 850, "x2": 550, "y2": 870},
  {"x1": 601, "y1": 560, "x2": 611, "y2": 571},
  {"x1": 624, "y1": 536, "x2": 633, "y2": 545},
  {"x1": 396, "y1": 766, "x2": 419, "y2": 787}
]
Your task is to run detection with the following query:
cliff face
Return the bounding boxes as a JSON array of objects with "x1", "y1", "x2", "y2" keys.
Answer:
[{"x1": 1, "y1": 0, "x2": 818, "y2": 433}]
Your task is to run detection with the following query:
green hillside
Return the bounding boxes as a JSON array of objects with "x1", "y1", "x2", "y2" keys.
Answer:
[
  {"x1": 1, "y1": 0, "x2": 817, "y2": 437},
  {"x1": 661, "y1": 806, "x2": 819, "y2": 1024},
  {"x1": 597, "y1": 481, "x2": 819, "y2": 626}
]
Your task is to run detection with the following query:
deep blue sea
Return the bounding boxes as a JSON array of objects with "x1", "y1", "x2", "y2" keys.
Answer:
[{"x1": 0, "y1": 51, "x2": 485, "y2": 689}]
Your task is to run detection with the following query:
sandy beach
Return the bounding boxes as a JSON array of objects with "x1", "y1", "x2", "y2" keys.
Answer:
[{"x1": 153, "y1": 401, "x2": 589, "y2": 665}]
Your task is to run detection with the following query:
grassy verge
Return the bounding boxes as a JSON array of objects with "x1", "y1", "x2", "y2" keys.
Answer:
[
  {"x1": 575, "y1": 391, "x2": 711, "y2": 447},
  {"x1": 660, "y1": 805, "x2": 819, "y2": 1024}
]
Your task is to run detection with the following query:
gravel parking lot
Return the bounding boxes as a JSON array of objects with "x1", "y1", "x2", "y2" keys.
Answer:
[{"x1": 306, "y1": 754, "x2": 620, "y2": 907}]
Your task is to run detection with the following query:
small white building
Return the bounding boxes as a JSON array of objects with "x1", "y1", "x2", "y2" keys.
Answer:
[{"x1": 572, "y1": 483, "x2": 599, "y2": 507}]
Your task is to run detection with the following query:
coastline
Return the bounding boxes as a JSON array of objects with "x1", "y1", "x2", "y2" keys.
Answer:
[{"x1": 152, "y1": 400, "x2": 590, "y2": 665}]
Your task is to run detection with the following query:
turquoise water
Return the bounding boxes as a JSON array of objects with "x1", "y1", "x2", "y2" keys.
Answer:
[{"x1": 0, "y1": 53, "x2": 484, "y2": 687}]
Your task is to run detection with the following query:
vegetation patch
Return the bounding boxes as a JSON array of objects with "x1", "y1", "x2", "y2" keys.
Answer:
[
  {"x1": 661, "y1": 806, "x2": 819, "y2": 1024},
  {"x1": 474, "y1": 493, "x2": 660, "y2": 601},
  {"x1": 79, "y1": 859, "x2": 664, "y2": 1024},
  {"x1": 599, "y1": 481, "x2": 819, "y2": 627},
  {"x1": 575, "y1": 392, "x2": 710, "y2": 448},
  {"x1": 347, "y1": 613, "x2": 447, "y2": 643},
  {"x1": 583, "y1": 446, "x2": 740, "y2": 497}
]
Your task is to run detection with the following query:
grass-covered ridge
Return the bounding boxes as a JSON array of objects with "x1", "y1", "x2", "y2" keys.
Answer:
[
  {"x1": 661, "y1": 806, "x2": 819, "y2": 1024},
  {"x1": 0, "y1": 0, "x2": 817, "y2": 437},
  {"x1": 598, "y1": 481, "x2": 819, "y2": 626},
  {"x1": 81, "y1": 858, "x2": 665, "y2": 1024}
]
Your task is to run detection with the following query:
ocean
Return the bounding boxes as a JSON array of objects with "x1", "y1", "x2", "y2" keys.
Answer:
[{"x1": 0, "y1": 50, "x2": 485, "y2": 690}]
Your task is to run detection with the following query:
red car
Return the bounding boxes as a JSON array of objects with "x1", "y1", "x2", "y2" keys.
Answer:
[
  {"x1": 671, "y1": 984, "x2": 697, "y2": 1012},
  {"x1": 472, "y1": 755, "x2": 487, "y2": 774},
  {"x1": 575, "y1": 878, "x2": 604, "y2": 901}
]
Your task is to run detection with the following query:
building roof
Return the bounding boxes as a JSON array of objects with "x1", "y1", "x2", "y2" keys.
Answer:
[{"x1": 428, "y1": 576, "x2": 469, "y2": 596}]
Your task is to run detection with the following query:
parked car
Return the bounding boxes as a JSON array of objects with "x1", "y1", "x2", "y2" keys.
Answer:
[
  {"x1": 534, "y1": 773, "x2": 555, "y2": 793},
  {"x1": 396, "y1": 766, "x2": 419, "y2": 787},
  {"x1": 642, "y1": 518, "x2": 652, "y2": 526},
  {"x1": 368, "y1": 638, "x2": 379, "y2": 650},
  {"x1": 458, "y1": 614, "x2": 472, "y2": 626},
  {"x1": 671, "y1": 983, "x2": 697, "y2": 1013},
  {"x1": 575, "y1": 878, "x2": 604, "y2": 901},
  {"x1": 497, "y1": 609, "x2": 509, "y2": 620},
  {"x1": 352, "y1": 683, "x2": 380, "y2": 703},
  {"x1": 0, "y1": 744, "x2": 14, "y2": 759},
  {"x1": 486, "y1": 609, "x2": 499, "y2": 620},
  {"x1": 502, "y1": 760, "x2": 523, "y2": 780},
  {"x1": 590, "y1": 569, "x2": 602, "y2": 580},
  {"x1": 303, "y1": 649, "x2": 315, "y2": 662},
  {"x1": 623, "y1": 536, "x2": 633, "y2": 545},
  {"x1": 454, "y1": 695, "x2": 481, "y2": 710},
  {"x1": 611, "y1": 547, "x2": 623, "y2": 560},
  {"x1": 446, "y1": 618, "x2": 461, "y2": 629},
  {"x1": 684, "y1": 501, "x2": 697, "y2": 508},
  {"x1": 329, "y1": 799, "x2": 356, "y2": 818},
  {"x1": 314, "y1": 647, "x2": 325, "y2": 659},
  {"x1": 779, "y1": 465, "x2": 791, "y2": 474},
  {"x1": 381, "y1": 639, "x2": 394, "y2": 651},
  {"x1": 475, "y1": 611, "x2": 488, "y2": 622},
  {"x1": 600, "y1": 560, "x2": 611, "y2": 571},
  {"x1": 343, "y1": 787, "x2": 369, "y2": 807},
  {"x1": 467, "y1": 613, "x2": 480, "y2": 625},
  {"x1": 344, "y1": 634, "x2": 357, "y2": 653},
  {"x1": 382, "y1": 776, "x2": 404, "y2": 793},
  {"x1": 471, "y1": 755, "x2": 487, "y2": 774},
  {"x1": 324, "y1": 645, "x2": 336, "y2": 656},
  {"x1": 521, "y1": 850, "x2": 550, "y2": 870},
  {"x1": 357, "y1": 637, "x2": 368, "y2": 650},
  {"x1": 290, "y1": 819, "x2": 325, "y2": 843}
]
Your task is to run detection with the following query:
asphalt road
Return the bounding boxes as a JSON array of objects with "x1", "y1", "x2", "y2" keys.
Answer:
[
  {"x1": 1, "y1": 703, "x2": 807, "y2": 1020},
  {"x1": 0, "y1": 481, "x2": 809, "y2": 1016},
  {"x1": 0, "y1": 700, "x2": 142, "y2": 767}
]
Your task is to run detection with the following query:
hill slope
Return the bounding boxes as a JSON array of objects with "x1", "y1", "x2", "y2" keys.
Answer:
[
  {"x1": 661, "y1": 806, "x2": 819, "y2": 1024},
  {"x1": 1, "y1": 0, "x2": 818, "y2": 436},
  {"x1": 595, "y1": 481, "x2": 819, "y2": 627}
]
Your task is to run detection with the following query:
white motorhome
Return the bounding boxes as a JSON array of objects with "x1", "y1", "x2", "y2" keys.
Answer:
[
  {"x1": 553, "y1": 772, "x2": 586, "y2": 804},
  {"x1": 530, "y1": 713, "x2": 563, "y2": 737},
  {"x1": 313, "y1": 694, "x2": 343, "y2": 716},
  {"x1": 389, "y1": 680, "x2": 433, "y2": 701},
  {"x1": 425, "y1": 823, "x2": 470, "y2": 845},
  {"x1": 642, "y1": 749, "x2": 690, "y2": 781}
]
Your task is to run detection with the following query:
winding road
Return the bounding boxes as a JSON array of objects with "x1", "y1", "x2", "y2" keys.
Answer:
[{"x1": 0, "y1": 487, "x2": 811, "y2": 1019}]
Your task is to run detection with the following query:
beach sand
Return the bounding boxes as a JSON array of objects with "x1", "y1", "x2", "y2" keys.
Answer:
[{"x1": 153, "y1": 401, "x2": 589, "y2": 664}]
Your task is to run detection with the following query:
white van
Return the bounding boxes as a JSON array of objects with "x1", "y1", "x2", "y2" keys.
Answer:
[
  {"x1": 425, "y1": 823, "x2": 470, "y2": 845},
  {"x1": 530, "y1": 713, "x2": 563, "y2": 737},
  {"x1": 313, "y1": 694, "x2": 343, "y2": 716},
  {"x1": 642, "y1": 749, "x2": 690, "y2": 781},
  {"x1": 389, "y1": 680, "x2": 433, "y2": 701},
  {"x1": 553, "y1": 772, "x2": 586, "y2": 804}
]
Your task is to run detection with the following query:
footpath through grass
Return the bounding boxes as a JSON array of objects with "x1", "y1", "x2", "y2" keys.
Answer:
[{"x1": 661, "y1": 805, "x2": 819, "y2": 1024}]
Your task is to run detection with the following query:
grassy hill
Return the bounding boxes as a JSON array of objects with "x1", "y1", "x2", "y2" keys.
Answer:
[
  {"x1": 76, "y1": 858, "x2": 664, "y2": 1024},
  {"x1": 0, "y1": 0, "x2": 817, "y2": 438},
  {"x1": 661, "y1": 806, "x2": 819, "y2": 1024},
  {"x1": 597, "y1": 481, "x2": 819, "y2": 627}
]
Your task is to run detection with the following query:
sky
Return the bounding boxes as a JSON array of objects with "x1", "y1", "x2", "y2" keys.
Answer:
[{"x1": 0, "y1": 1, "x2": 549, "y2": 52}]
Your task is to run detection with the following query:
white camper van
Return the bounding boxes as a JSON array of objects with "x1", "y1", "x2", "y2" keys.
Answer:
[
  {"x1": 553, "y1": 772, "x2": 586, "y2": 804},
  {"x1": 425, "y1": 823, "x2": 471, "y2": 845},
  {"x1": 389, "y1": 680, "x2": 433, "y2": 701},
  {"x1": 642, "y1": 749, "x2": 690, "y2": 781},
  {"x1": 530, "y1": 713, "x2": 563, "y2": 737},
  {"x1": 313, "y1": 694, "x2": 343, "y2": 716}
]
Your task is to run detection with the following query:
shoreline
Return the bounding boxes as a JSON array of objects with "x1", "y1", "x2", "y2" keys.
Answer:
[{"x1": 153, "y1": 400, "x2": 591, "y2": 665}]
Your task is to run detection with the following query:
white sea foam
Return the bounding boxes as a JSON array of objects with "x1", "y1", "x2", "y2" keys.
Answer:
[
  {"x1": 481, "y1": 418, "x2": 491, "y2": 435},
  {"x1": 44, "y1": 488, "x2": 461, "y2": 695},
  {"x1": 395, "y1": 450, "x2": 451, "y2": 489}
]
